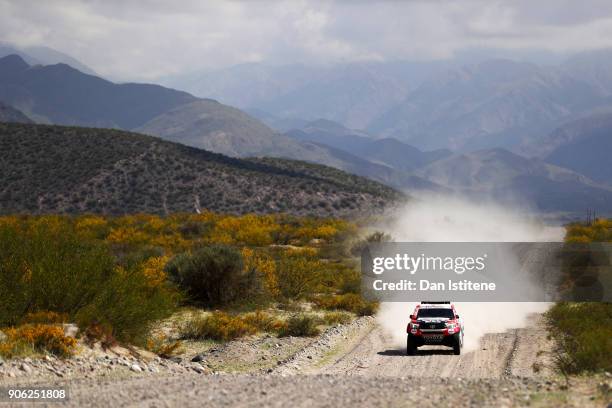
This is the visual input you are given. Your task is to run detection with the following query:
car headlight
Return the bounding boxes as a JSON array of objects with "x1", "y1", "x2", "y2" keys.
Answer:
[
  {"x1": 446, "y1": 323, "x2": 456, "y2": 331},
  {"x1": 410, "y1": 323, "x2": 419, "y2": 333}
]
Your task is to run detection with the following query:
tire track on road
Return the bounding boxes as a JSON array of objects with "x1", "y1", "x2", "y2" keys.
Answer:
[{"x1": 315, "y1": 315, "x2": 549, "y2": 380}]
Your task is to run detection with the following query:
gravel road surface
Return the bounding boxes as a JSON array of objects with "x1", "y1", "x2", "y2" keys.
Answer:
[{"x1": 0, "y1": 314, "x2": 606, "y2": 407}]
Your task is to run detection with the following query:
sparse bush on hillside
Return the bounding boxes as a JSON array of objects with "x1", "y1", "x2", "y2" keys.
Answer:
[{"x1": 0, "y1": 123, "x2": 402, "y2": 218}]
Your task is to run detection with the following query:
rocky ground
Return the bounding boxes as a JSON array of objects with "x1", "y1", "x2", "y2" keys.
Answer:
[
  {"x1": 0, "y1": 314, "x2": 609, "y2": 407},
  {"x1": 0, "y1": 330, "x2": 314, "y2": 382}
]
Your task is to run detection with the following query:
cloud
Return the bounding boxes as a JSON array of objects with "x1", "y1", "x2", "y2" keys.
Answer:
[{"x1": 1, "y1": 0, "x2": 612, "y2": 81}]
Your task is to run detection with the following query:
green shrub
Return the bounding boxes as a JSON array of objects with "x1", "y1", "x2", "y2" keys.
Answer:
[
  {"x1": 75, "y1": 266, "x2": 179, "y2": 345},
  {"x1": 0, "y1": 221, "x2": 178, "y2": 345},
  {"x1": 547, "y1": 220, "x2": 612, "y2": 374},
  {"x1": 278, "y1": 315, "x2": 320, "y2": 337},
  {"x1": 21, "y1": 311, "x2": 68, "y2": 324},
  {"x1": 275, "y1": 254, "x2": 322, "y2": 299},
  {"x1": 323, "y1": 311, "x2": 352, "y2": 325},
  {"x1": 313, "y1": 293, "x2": 379, "y2": 316},
  {"x1": 241, "y1": 311, "x2": 286, "y2": 333},
  {"x1": 546, "y1": 302, "x2": 612, "y2": 374},
  {"x1": 166, "y1": 246, "x2": 245, "y2": 306},
  {"x1": 180, "y1": 312, "x2": 257, "y2": 341},
  {"x1": 180, "y1": 311, "x2": 287, "y2": 341}
]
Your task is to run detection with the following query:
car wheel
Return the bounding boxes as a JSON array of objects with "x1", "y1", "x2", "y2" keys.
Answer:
[
  {"x1": 406, "y1": 337, "x2": 416, "y2": 355},
  {"x1": 453, "y1": 338, "x2": 461, "y2": 355}
]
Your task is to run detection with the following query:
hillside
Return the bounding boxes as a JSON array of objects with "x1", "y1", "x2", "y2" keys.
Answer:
[
  {"x1": 0, "y1": 123, "x2": 403, "y2": 217},
  {"x1": 414, "y1": 148, "x2": 612, "y2": 213},
  {"x1": 0, "y1": 102, "x2": 32, "y2": 123},
  {"x1": 0, "y1": 54, "x2": 448, "y2": 193},
  {"x1": 136, "y1": 105, "x2": 439, "y2": 191},
  {"x1": 0, "y1": 55, "x2": 374, "y2": 176},
  {"x1": 136, "y1": 99, "x2": 321, "y2": 159}
]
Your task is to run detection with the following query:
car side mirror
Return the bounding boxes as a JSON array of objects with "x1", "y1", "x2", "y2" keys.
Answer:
[
  {"x1": 455, "y1": 315, "x2": 460, "y2": 319},
  {"x1": 409, "y1": 314, "x2": 414, "y2": 320}
]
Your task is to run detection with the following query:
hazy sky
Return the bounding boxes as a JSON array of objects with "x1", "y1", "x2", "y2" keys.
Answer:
[{"x1": 2, "y1": 0, "x2": 612, "y2": 81}]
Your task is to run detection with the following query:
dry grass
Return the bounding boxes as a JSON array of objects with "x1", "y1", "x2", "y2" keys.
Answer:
[
  {"x1": 0, "y1": 324, "x2": 77, "y2": 358},
  {"x1": 146, "y1": 334, "x2": 184, "y2": 358},
  {"x1": 312, "y1": 294, "x2": 379, "y2": 316},
  {"x1": 322, "y1": 311, "x2": 353, "y2": 325}
]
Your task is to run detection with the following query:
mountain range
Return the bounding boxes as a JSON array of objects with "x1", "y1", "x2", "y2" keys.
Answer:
[
  {"x1": 286, "y1": 119, "x2": 451, "y2": 172},
  {"x1": 368, "y1": 59, "x2": 605, "y2": 151},
  {"x1": 526, "y1": 111, "x2": 612, "y2": 184},
  {"x1": 0, "y1": 43, "x2": 97, "y2": 76},
  {"x1": 0, "y1": 52, "x2": 610, "y2": 217},
  {"x1": 168, "y1": 52, "x2": 612, "y2": 154},
  {"x1": 0, "y1": 55, "x2": 445, "y2": 192},
  {"x1": 0, "y1": 54, "x2": 331, "y2": 162},
  {"x1": 285, "y1": 119, "x2": 612, "y2": 213},
  {"x1": 162, "y1": 61, "x2": 449, "y2": 130},
  {"x1": 413, "y1": 148, "x2": 612, "y2": 213}
]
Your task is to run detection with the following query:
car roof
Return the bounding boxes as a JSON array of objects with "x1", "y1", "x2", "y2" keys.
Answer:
[{"x1": 418, "y1": 303, "x2": 453, "y2": 309}]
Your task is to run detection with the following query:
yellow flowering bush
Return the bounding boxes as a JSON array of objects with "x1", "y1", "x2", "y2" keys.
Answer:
[
  {"x1": 0, "y1": 324, "x2": 77, "y2": 358},
  {"x1": 241, "y1": 248, "x2": 279, "y2": 297},
  {"x1": 142, "y1": 256, "x2": 170, "y2": 287}
]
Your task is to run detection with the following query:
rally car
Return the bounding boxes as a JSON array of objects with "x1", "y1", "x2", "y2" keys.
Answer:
[{"x1": 406, "y1": 301, "x2": 464, "y2": 355}]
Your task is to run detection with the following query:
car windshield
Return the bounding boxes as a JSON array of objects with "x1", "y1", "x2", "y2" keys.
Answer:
[{"x1": 417, "y1": 308, "x2": 455, "y2": 319}]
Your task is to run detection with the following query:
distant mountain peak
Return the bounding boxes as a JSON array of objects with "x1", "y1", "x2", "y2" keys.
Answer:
[
  {"x1": 0, "y1": 57, "x2": 196, "y2": 129},
  {"x1": 0, "y1": 54, "x2": 29, "y2": 71}
]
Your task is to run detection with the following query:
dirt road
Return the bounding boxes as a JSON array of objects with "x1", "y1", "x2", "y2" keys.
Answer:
[
  {"x1": 2, "y1": 315, "x2": 604, "y2": 407},
  {"x1": 315, "y1": 314, "x2": 554, "y2": 379}
]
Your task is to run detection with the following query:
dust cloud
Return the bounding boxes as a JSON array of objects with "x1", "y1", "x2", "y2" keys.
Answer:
[{"x1": 374, "y1": 195, "x2": 563, "y2": 352}]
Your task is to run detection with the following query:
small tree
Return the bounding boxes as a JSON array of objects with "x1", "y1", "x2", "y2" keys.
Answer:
[
  {"x1": 276, "y1": 253, "x2": 323, "y2": 299},
  {"x1": 165, "y1": 245, "x2": 245, "y2": 306}
]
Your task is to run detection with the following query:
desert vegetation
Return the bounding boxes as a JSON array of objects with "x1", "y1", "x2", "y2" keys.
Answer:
[
  {"x1": 0, "y1": 123, "x2": 403, "y2": 217},
  {"x1": 546, "y1": 218, "x2": 612, "y2": 374},
  {"x1": 0, "y1": 213, "x2": 377, "y2": 358}
]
